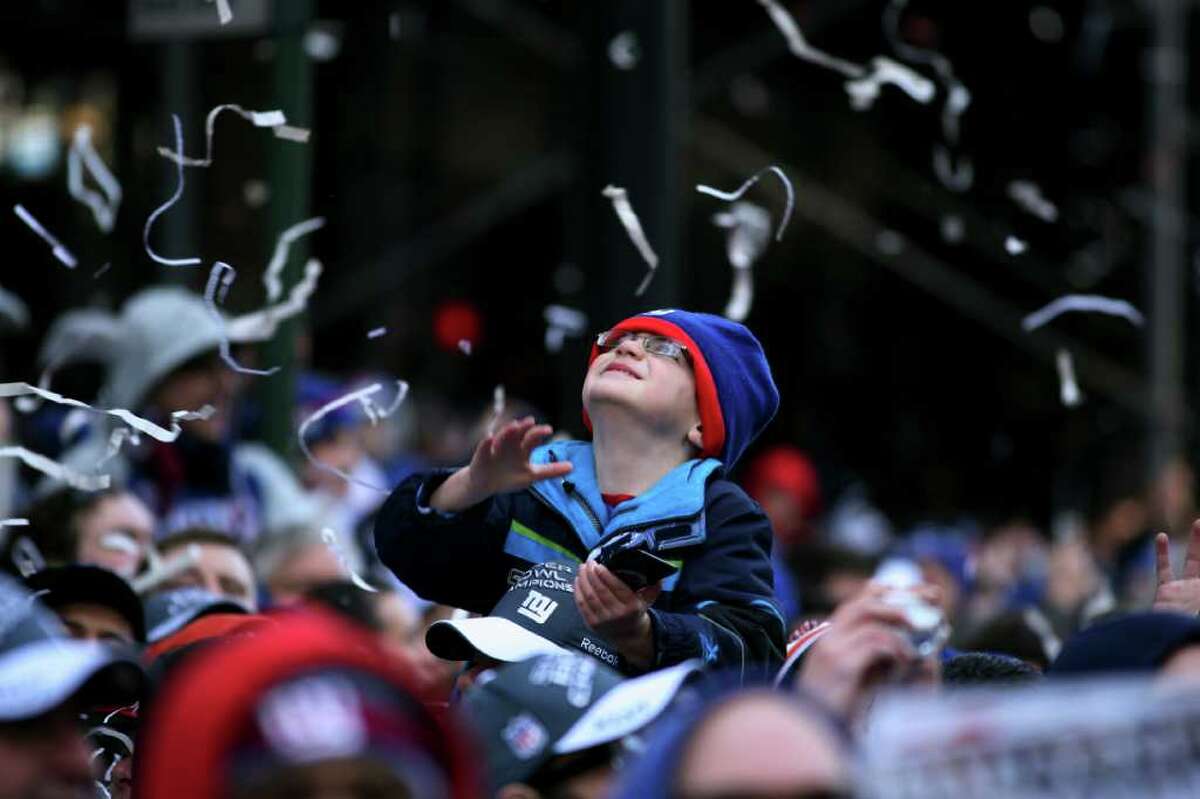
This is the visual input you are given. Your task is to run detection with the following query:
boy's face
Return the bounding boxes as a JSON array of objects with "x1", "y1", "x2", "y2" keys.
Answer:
[{"x1": 582, "y1": 329, "x2": 701, "y2": 443}]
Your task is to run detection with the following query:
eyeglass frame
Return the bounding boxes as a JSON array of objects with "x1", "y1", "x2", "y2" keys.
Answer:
[{"x1": 595, "y1": 330, "x2": 691, "y2": 365}]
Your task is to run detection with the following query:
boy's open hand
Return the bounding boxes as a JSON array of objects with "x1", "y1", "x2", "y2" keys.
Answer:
[
  {"x1": 429, "y1": 417, "x2": 572, "y2": 512},
  {"x1": 1154, "y1": 520, "x2": 1200, "y2": 616}
]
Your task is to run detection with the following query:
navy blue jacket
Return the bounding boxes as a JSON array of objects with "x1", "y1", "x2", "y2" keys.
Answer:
[{"x1": 374, "y1": 441, "x2": 786, "y2": 677}]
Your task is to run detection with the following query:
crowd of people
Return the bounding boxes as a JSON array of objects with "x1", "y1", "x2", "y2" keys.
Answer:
[{"x1": 4, "y1": 291, "x2": 1200, "y2": 798}]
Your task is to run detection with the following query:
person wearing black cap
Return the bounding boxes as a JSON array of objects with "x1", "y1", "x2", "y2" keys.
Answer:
[
  {"x1": 142, "y1": 585, "x2": 248, "y2": 646},
  {"x1": 25, "y1": 564, "x2": 146, "y2": 646},
  {"x1": 425, "y1": 561, "x2": 626, "y2": 694},
  {"x1": 462, "y1": 652, "x2": 700, "y2": 799},
  {"x1": 377, "y1": 310, "x2": 786, "y2": 676},
  {"x1": 0, "y1": 574, "x2": 143, "y2": 799}
]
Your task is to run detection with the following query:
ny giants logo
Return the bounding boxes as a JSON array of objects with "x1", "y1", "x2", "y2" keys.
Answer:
[{"x1": 517, "y1": 590, "x2": 558, "y2": 624}]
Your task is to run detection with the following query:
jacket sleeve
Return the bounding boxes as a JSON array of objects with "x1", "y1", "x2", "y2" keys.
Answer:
[
  {"x1": 371, "y1": 470, "x2": 516, "y2": 613},
  {"x1": 648, "y1": 480, "x2": 787, "y2": 679}
]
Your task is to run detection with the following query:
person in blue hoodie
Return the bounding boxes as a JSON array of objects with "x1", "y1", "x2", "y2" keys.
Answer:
[{"x1": 374, "y1": 309, "x2": 786, "y2": 675}]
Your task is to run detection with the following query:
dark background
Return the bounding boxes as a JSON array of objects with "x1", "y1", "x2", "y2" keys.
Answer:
[{"x1": 0, "y1": 0, "x2": 1194, "y2": 530}]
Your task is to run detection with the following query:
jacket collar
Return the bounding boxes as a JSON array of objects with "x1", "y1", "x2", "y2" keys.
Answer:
[{"x1": 528, "y1": 440, "x2": 723, "y2": 551}]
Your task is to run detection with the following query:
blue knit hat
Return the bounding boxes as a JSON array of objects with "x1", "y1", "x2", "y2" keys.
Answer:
[{"x1": 586, "y1": 309, "x2": 780, "y2": 467}]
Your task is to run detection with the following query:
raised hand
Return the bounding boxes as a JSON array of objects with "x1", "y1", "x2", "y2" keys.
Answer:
[
  {"x1": 429, "y1": 417, "x2": 573, "y2": 513},
  {"x1": 1153, "y1": 521, "x2": 1200, "y2": 616},
  {"x1": 798, "y1": 582, "x2": 940, "y2": 722}
]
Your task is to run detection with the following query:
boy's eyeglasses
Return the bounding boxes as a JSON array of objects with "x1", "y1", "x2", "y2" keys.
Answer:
[{"x1": 596, "y1": 330, "x2": 690, "y2": 364}]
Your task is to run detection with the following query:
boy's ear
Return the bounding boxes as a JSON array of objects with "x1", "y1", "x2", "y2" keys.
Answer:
[{"x1": 686, "y1": 423, "x2": 704, "y2": 451}]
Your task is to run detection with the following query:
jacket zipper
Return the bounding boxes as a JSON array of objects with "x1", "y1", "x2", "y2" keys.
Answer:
[
  {"x1": 541, "y1": 450, "x2": 702, "y2": 548},
  {"x1": 562, "y1": 479, "x2": 604, "y2": 538}
]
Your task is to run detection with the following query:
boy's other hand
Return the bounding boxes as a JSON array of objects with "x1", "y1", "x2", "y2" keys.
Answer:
[
  {"x1": 429, "y1": 417, "x2": 573, "y2": 512},
  {"x1": 575, "y1": 560, "x2": 661, "y2": 670},
  {"x1": 1154, "y1": 521, "x2": 1200, "y2": 616}
]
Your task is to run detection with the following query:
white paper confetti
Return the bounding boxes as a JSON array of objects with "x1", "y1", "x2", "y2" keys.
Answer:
[
  {"x1": 844, "y1": 56, "x2": 936, "y2": 111},
  {"x1": 457, "y1": 339, "x2": 473, "y2": 355},
  {"x1": 601, "y1": 185, "x2": 659, "y2": 296},
  {"x1": 883, "y1": 0, "x2": 974, "y2": 190},
  {"x1": 93, "y1": 263, "x2": 112, "y2": 279},
  {"x1": 608, "y1": 31, "x2": 640, "y2": 70},
  {"x1": 1008, "y1": 180, "x2": 1059, "y2": 223},
  {"x1": 272, "y1": 125, "x2": 311, "y2": 143},
  {"x1": 321, "y1": 528, "x2": 377, "y2": 593},
  {"x1": 207, "y1": 0, "x2": 232, "y2": 25},
  {"x1": 157, "y1": 104, "x2": 292, "y2": 169},
  {"x1": 0, "y1": 382, "x2": 214, "y2": 443},
  {"x1": 0, "y1": 445, "x2": 110, "y2": 491},
  {"x1": 262, "y1": 217, "x2": 326, "y2": 303},
  {"x1": 297, "y1": 382, "x2": 407, "y2": 493},
  {"x1": 543, "y1": 305, "x2": 588, "y2": 353},
  {"x1": 1022, "y1": 295, "x2": 1145, "y2": 332},
  {"x1": 203, "y1": 262, "x2": 279, "y2": 376},
  {"x1": 367, "y1": 327, "x2": 387, "y2": 339},
  {"x1": 132, "y1": 543, "x2": 201, "y2": 595},
  {"x1": 488, "y1": 385, "x2": 506, "y2": 437},
  {"x1": 11, "y1": 536, "x2": 45, "y2": 578},
  {"x1": 67, "y1": 125, "x2": 122, "y2": 233},
  {"x1": 13, "y1": 205, "x2": 77, "y2": 269},
  {"x1": 96, "y1": 427, "x2": 138, "y2": 470},
  {"x1": 144, "y1": 114, "x2": 201, "y2": 267},
  {"x1": 1005, "y1": 236, "x2": 1028, "y2": 255},
  {"x1": 697, "y1": 165, "x2": 795, "y2": 241},
  {"x1": 725, "y1": 269, "x2": 755, "y2": 323},
  {"x1": 59, "y1": 409, "x2": 91, "y2": 445},
  {"x1": 757, "y1": 0, "x2": 864, "y2": 79},
  {"x1": 713, "y1": 203, "x2": 774, "y2": 267},
  {"x1": 228, "y1": 258, "x2": 323, "y2": 342},
  {"x1": 0, "y1": 519, "x2": 28, "y2": 556},
  {"x1": 1056, "y1": 349, "x2": 1083, "y2": 408},
  {"x1": 712, "y1": 202, "x2": 772, "y2": 322}
]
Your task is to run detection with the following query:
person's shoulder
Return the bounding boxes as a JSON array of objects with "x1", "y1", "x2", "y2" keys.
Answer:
[{"x1": 703, "y1": 474, "x2": 764, "y2": 516}]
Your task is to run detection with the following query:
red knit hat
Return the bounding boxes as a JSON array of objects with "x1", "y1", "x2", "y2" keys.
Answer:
[{"x1": 136, "y1": 609, "x2": 482, "y2": 799}]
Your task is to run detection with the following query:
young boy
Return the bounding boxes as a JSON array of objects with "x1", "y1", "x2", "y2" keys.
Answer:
[{"x1": 375, "y1": 309, "x2": 785, "y2": 675}]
